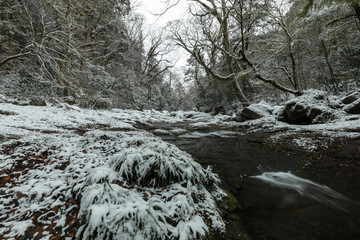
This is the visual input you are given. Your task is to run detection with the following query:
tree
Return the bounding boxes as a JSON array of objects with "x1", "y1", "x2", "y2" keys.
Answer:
[{"x1": 168, "y1": 0, "x2": 302, "y2": 108}]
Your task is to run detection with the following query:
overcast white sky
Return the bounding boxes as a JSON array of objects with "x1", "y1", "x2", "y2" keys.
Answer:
[
  {"x1": 135, "y1": 0, "x2": 188, "y2": 26},
  {"x1": 135, "y1": 0, "x2": 190, "y2": 69}
]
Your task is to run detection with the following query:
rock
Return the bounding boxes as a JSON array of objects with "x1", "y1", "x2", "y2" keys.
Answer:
[
  {"x1": 241, "y1": 108, "x2": 263, "y2": 120},
  {"x1": 93, "y1": 98, "x2": 112, "y2": 109},
  {"x1": 240, "y1": 103, "x2": 272, "y2": 120},
  {"x1": 342, "y1": 92, "x2": 360, "y2": 104},
  {"x1": 18, "y1": 100, "x2": 30, "y2": 106},
  {"x1": 184, "y1": 113, "x2": 195, "y2": 118},
  {"x1": 63, "y1": 96, "x2": 76, "y2": 105},
  {"x1": 0, "y1": 134, "x2": 5, "y2": 143},
  {"x1": 30, "y1": 98, "x2": 47, "y2": 106},
  {"x1": 169, "y1": 128, "x2": 188, "y2": 136},
  {"x1": 312, "y1": 111, "x2": 336, "y2": 124},
  {"x1": 344, "y1": 99, "x2": 360, "y2": 114},
  {"x1": 326, "y1": 95, "x2": 344, "y2": 109},
  {"x1": 0, "y1": 110, "x2": 18, "y2": 115},
  {"x1": 308, "y1": 106, "x2": 324, "y2": 120},
  {"x1": 282, "y1": 101, "x2": 310, "y2": 124},
  {"x1": 212, "y1": 106, "x2": 226, "y2": 115},
  {"x1": 233, "y1": 114, "x2": 246, "y2": 122},
  {"x1": 279, "y1": 89, "x2": 337, "y2": 125},
  {"x1": 79, "y1": 96, "x2": 112, "y2": 109}
]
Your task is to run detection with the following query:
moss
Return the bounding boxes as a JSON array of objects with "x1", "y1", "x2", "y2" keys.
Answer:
[
  {"x1": 226, "y1": 213, "x2": 250, "y2": 240},
  {"x1": 192, "y1": 157, "x2": 203, "y2": 163},
  {"x1": 297, "y1": 159, "x2": 306, "y2": 168},
  {"x1": 204, "y1": 225, "x2": 226, "y2": 240},
  {"x1": 221, "y1": 190, "x2": 250, "y2": 240},
  {"x1": 224, "y1": 190, "x2": 241, "y2": 212}
]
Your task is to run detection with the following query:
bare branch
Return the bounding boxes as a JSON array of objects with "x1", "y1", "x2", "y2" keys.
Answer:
[{"x1": 0, "y1": 52, "x2": 31, "y2": 68}]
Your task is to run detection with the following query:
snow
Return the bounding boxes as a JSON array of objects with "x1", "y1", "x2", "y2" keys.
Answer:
[
  {"x1": 237, "y1": 90, "x2": 360, "y2": 137},
  {"x1": 6, "y1": 220, "x2": 33, "y2": 237},
  {"x1": 0, "y1": 102, "x2": 226, "y2": 239},
  {"x1": 169, "y1": 128, "x2": 189, "y2": 135},
  {"x1": 1, "y1": 90, "x2": 360, "y2": 239},
  {"x1": 153, "y1": 129, "x2": 173, "y2": 135},
  {"x1": 247, "y1": 101, "x2": 273, "y2": 117},
  {"x1": 292, "y1": 137, "x2": 319, "y2": 152},
  {"x1": 76, "y1": 131, "x2": 224, "y2": 239},
  {"x1": 180, "y1": 131, "x2": 244, "y2": 139}
]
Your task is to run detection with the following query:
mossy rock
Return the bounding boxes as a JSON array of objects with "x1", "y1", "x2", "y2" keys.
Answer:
[{"x1": 221, "y1": 190, "x2": 250, "y2": 240}]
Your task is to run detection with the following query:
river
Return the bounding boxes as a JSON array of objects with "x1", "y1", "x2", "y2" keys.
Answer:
[{"x1": 151, "y1": 125, "x2": 360, "y2": 240}]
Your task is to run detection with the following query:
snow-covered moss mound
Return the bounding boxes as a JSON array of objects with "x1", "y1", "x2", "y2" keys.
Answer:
[
  {"x1": 109, "y1": 139, "x2": 217, "y2": 188},
  {"x1": 77, "y1": 131, "x2": 225, "y2": 240},
  {"x1": 0, "y1": 129, "x2": 225, "y2": 240}
]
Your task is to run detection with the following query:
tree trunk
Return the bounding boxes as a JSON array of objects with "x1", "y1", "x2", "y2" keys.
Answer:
[
  {"x1": 353, "y1": 2, "x2": 360, "y2": 22},
  {"x1": 221, "y1": 0, "x2": 249, "y2": 107}
]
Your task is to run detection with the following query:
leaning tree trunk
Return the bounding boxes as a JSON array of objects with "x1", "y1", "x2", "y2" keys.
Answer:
[{"x1": 221, "y1": 0, "x2": 249, "y2": 107}]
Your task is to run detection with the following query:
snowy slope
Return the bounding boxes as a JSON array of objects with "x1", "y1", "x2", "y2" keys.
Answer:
[
  {"x1": 1, "y1": 94, "x2": 360, "y2": 239},
  {"x1": 0, "y1": 102, "x2": 226, "y2": 240}
]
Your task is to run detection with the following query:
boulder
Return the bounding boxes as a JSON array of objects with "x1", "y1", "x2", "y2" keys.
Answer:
[
  {"x1": 312, "y1": 110, "x2": 336, "y2": 124},
  {"x1": 93, "y1": 98, "x2": 112, "y2": 109},
  {"x1": 233, "y1": 114, "x2": 245, "y2": 122},
  {"x1": 63, "y1": 96, "x2": 76, "y2": 105},
  {"x1": 343, "y1": 99, "x2": 360, "y2": 114},
  {"x1": 30, "y1": 98, "x2": 47, "y2": 106},
  {"x1": 0, "y1": 110, "x2": 18, "y2": 116},
  {"x1": 326, "y1": 95, "x2": 344, "y2": 109},
  {"x1": 212, "y1": 106, "x2": 226, "y2": 115},
  {"x1": 240, "y1": 102, "x2": 272, "y2": 120},
  {"x1": 282, "y1": 101, "x2": 309, "y2": 124},
  {"x1": 80, "y1": 97, "x2": 112, "y2": 109},
  {"x1": 279, "y1": 90, "x2": 337, "y2": 125},
  {"x1": 342, "y1": 92, "x2": 360, "y2": 104}
]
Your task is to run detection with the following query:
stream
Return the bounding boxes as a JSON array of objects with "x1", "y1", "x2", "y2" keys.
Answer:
[{"x1": 150, "y1": 125, "x2": 360, "y2": 240}]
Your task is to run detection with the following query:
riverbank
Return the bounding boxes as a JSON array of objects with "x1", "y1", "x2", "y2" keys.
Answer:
[{"x1": 1, "y1": 99, "x2": 360, "y2": 239}]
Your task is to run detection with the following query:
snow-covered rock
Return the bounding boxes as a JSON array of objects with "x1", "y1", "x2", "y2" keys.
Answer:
[
  {"x1": 279, "y1": 90, "x2": 337, "y2": 124},
  {"x1": 170, "y1": 128, "x2": 188, "y2": 136},
  {"x1": 29, "y1": 98, "x2": 47, "y2": 106},
  {"x1": 342, "y1": 92, "x2": 360, "y2": 105},
  {"x1": 240, "y1": 102, "x2": 273, "y2": 120},
  {"x1": 344, "y1": 99, "x2": 360, "y2": 114}
]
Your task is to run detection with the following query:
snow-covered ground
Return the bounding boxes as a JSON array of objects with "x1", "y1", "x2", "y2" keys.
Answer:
[
  {"x1": 0, "y1": 102, "x2": 227, "y2": 240},
  {"x1": 1, "y1": 92, "x2": 360, "y2": 239}
]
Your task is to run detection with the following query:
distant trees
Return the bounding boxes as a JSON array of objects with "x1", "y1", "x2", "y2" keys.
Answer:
[
  {"x1": 168, "y1": 0, "x2": 303, "y2": 108},
  {"x1": 1, "y1": 0, "x2": 359, "y2": 111},
  {"x1": 0, "y1": 0, "x2": 130, "y2": 89},
  {"x1": 166, "y1": 0, "x2": 359, "y2": 111},
  {"x1": 0, "y1": 0, "x2": 179, "y2": 110}
]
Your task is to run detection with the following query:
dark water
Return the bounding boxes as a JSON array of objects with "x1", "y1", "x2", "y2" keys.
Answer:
[{"x1": 158, "y1": 133, "x2": 360, "y2": 240}]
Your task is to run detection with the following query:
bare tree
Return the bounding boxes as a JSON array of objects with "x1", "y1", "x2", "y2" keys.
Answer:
[
  {"x1": 265, "y1": 0, "x2": 300, "y2": 91},
  {"x1": 168, "y1": 0, "x2": 301, "y2": 107},
  {"x1": 169, "y1": 0, "x2": 251, "y2": 107}
]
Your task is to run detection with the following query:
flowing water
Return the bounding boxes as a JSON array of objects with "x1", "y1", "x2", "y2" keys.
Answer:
[
  {"x1": 152, "y1": 127, "x2": 360, "y2": 240},
  {"x1": 252, "y1": 171, "x2": 359, "y2": 213}
]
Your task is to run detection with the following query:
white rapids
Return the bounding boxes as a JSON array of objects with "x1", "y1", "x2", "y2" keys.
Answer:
[{"x1": 252, "y1": 171, "x2": 358, "y2": 212}]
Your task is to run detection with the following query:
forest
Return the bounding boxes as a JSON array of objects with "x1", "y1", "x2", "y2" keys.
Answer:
[
  {"x1": 0, "y1": 0, "x2": 360, "y2": 240},
  {"x1": 0, "y1": 0, "x2": 358, "y2": 111}
]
